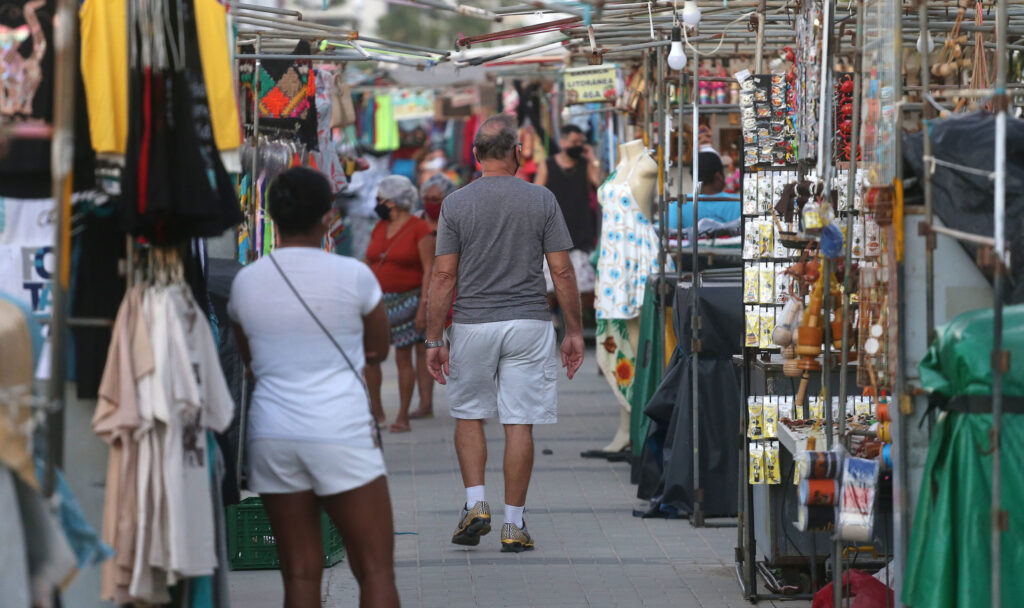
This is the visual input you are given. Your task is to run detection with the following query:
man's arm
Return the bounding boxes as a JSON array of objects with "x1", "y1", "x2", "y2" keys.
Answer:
[
  {"x1": 534, "y1": 159, "x2": 548, "y2": 186},
  {"x1": 545, "y1": 249, "x2": 584, "y2": 379},
  {"x1": 425, "y1": 253, "x2": 459, "y2": 384},
  {"x1": 584, "y1": 145, "x2": 603, "y2": 188}
]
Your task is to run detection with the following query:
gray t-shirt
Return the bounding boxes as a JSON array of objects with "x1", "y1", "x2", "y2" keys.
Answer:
[{"x1": 436, "y1": 175, "x2": 574, "y2": 324}]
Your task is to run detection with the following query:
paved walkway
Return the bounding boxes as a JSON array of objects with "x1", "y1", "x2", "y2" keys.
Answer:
[{"x1": 230, "y1": 347, "x2": 806, "y2": 607}]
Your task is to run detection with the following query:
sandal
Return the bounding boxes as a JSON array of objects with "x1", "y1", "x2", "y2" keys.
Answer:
[
  {"x1": 409, "y1": 408, "x2": 434, "y2": 419},
  {"x1": 389, "y1": 422, "x2": 412, "y2": 433}
]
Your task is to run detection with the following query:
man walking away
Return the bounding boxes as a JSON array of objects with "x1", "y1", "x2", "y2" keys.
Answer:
[{"x1": 425, "y1": 114, "x2": 585, "y2": 553}]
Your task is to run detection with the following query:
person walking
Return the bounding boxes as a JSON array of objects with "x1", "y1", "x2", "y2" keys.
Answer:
[
  {"x1": 228, "y1": 167, "x2": 399, "y2": 608},
  {"x1": 425, "y1": 114, "x2": 585, "y2": 553},
  {"x1": 534, "y1": 123, "x2": 601, "y2": 319},
  {"x1": 364, "y1": 175, "x2": 435, "y2": 433},
  {"x1": 408, "y1": 173, "x2": 459, "y2": 419}
]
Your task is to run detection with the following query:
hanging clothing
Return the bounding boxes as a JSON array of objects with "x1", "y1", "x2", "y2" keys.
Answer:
[
  {"x1": 80, "y1": 0, "x2": 128, "y2": 155},
  {"x1": 95, "y1": 278, "x2": 234, "y2": 604},
  {"x1": 194, "y1": 0, "x2": 241, "y2": 153},
  {"x1": 594, "y1": 171, "x2": 666, "y2": 320},
  {"x1": 0, "y1": 0, "x2": 54, "y2": 198},
  {"x1": 120, "y1": 0, "x2": 242, "y2": 245},
  {"x1": 372, "y1": 94, "x2": 399, "y2": 152},
  {"x1": 313, "y1": 68, "x2": 347, "y2": 193},
  {"x1": 238, "y1": 41, "x2": 318, "y2": 150}
]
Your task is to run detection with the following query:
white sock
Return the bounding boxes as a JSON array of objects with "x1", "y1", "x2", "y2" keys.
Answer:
[
  {"x1": 505, "y1": 504, "x2": 525, "y2": 528},
  {"x1": 465, "y1": 485, "x2": 486, "y2": 507}
]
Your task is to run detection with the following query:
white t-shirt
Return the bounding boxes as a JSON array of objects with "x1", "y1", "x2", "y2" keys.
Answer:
[{"x1": 228, "y1": 248, "x2": 383, "y2": 447}]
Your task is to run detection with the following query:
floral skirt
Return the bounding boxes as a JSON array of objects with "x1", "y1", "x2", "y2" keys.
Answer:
[{"x1": 383, "y1": 289, "x2": 423, "y2": 348}]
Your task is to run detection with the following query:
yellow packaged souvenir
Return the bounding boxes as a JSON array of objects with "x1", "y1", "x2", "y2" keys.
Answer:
[
  {"x1": 765, "y1": 441, "x2": 782, "y2": 485},
  {"x1": 749, "y1": 442, "x2": 765, "y2": 485},
  {"x1": 744, "y1": 266, "x2": 760, "y2": 303},
  {"x1": 747, "y1": 397, "x2": 764, "y2": 439},
  {"x1": 763, "y1": 398, "x2": 778, "y2": 439}
]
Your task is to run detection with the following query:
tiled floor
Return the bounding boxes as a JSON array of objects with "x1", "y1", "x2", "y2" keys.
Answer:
[{"x1": 230, "y1": 348, "x2": 808, "y2": 607}]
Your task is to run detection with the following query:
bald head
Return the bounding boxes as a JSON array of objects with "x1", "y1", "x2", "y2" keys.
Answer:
[{"x1": 473, "y1": 114, "x2": 518, "y2": 161}]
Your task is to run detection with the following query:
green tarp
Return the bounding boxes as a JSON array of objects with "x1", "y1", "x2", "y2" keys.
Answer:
[
  {"x1": 903, "y1": 305, "x2": 1024, "y2": 608},
  {"x1": 629, "y1": 279, "x2": 663, "y2": 456}
]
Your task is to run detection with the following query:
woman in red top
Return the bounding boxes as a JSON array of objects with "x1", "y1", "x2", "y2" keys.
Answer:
[{"x1": 364, "y1": 175, "x2": 435, "y2": 433}]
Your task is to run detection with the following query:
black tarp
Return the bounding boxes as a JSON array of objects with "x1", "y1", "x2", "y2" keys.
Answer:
[
  {"x1": 903, "y1": 111, "x2": 1024, "y2": 304},
  {"x1": 635, "y1": 279, "x2": 743, "y2": 517}
]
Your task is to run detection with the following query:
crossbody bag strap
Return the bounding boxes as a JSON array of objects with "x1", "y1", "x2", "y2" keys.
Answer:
[
  {"x1": 372, "y1": 219, "x2": 417, "y2": 270},
  {"x1": 268, "y1": 253, "x2": 383, "y2": 448}
]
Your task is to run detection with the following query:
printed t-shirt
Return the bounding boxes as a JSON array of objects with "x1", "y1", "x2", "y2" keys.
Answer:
[
  {"x1": 163, "y1": 286, "x2": 233, "y2": 577},
  {"x1": 228, "y1": 248, "x2": 383, "y2": 447},
  {"x1": 365, "y1": 216, "x2": 432, "y2": 293},
  {"x1": 436, "y1": 175, "x2": 573, "y2": 324}
]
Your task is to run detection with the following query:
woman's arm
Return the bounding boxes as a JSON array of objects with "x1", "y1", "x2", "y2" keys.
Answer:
[
  {"x1": 414, "y1": 233, "x2": 436, "y2": 333},
  {"x1": 233, "y1": 323, "x2": 253, "y2": 375},
  {"x1": 363, "y1": 301, "x2": 391, "y2": 365}
]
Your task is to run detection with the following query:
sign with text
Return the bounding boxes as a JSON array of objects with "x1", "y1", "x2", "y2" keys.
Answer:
[{"x1": 564, "y1": 65, "x2": 618, "y2": 105}]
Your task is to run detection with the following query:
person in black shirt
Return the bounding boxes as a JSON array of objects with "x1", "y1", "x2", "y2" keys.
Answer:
[{"x1": 535, "y1": 124, "x2": 602, "y2": 317}]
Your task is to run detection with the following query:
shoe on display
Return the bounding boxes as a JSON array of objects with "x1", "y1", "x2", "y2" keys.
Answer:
[
  {"x1": 451, "y1": 501, "x2": 491, "y2": 546},
  {"x1": 500, "y1": 520, "x2": 535, "y2": 553}
]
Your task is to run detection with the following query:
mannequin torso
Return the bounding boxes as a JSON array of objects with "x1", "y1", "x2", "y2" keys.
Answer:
[{"x1": 609, "y1": 140, "x2": 658, "y2": 219}]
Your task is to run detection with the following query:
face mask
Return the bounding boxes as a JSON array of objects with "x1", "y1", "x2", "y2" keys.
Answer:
[
  {"x1": 423, "y1": 201, "x2": 443, "y2": 220},
  {"x1": 423, "y1": 157, "x2": 445, "y2": 172},
  {"x1": 565, "y1": 145, "x2": 585, "y2": 159},
  {"x1": 374, "y1": 202, "x2": 392, "y2": 221}
]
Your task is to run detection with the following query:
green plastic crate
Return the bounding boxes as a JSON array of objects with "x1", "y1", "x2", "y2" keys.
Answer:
[{"x1": 226, "y1": 497, "x2": 345, "y2": 570}]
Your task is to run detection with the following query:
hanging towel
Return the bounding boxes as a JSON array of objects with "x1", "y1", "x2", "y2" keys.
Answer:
[{"x1": 373, "y1": 94, "x2": 400, "y2": 152}]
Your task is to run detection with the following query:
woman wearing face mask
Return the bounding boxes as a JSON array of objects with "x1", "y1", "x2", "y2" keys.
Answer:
[
  {"x1": 416, "y1": 172, "x2": 457, "y2": 233},
  {"x1": 364, "y1": 175, "x2": 435, "y2": 432}
]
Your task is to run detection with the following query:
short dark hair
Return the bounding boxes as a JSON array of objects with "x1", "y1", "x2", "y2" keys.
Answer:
[
  {"x1": 697, "y1": 152, "x2": 724, "y2": 185},
  {"x1": 473, "y1": 114, "x2": 518, "y2": 161},
  {"x1": 560, "y1": 124, "x2": 584, "y2": 138},
  {"x1": 268, "y1": 167, "x2": 332, "y2": 236}
]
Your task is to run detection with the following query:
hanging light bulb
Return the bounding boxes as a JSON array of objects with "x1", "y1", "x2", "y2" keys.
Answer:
[
  {"x1": 682, "y1": 1, "x2": 702, "y2": 27},
  {"x1": 668, "y1": 26, "x2": 688, "y2": 71},
  {"x1": 916, "y1": 31, "x2": 935, "y2": 54}
]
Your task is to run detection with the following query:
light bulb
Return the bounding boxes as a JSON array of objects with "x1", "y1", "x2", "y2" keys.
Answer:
[
  {"x1": 916, "y1": 31, "x2": 935, "y2": 54},
  {"x1": 682, "y1": 1, "x2": 701, "y2": 26},
  {"x1": 668, "y1": 26, "x2": 687, "y2": 71}
]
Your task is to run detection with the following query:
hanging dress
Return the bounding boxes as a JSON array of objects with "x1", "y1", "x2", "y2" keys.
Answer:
[{"x1": 594, "y1": 168, "x2": 668, "y2": 413}]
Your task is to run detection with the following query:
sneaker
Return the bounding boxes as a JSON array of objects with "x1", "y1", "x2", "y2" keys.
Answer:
[
  {"x1": 500, "y1": 520, "x2": 535, "y2": 553},
  {"x1": 451, "y1": 501, "x2": 491, "y2": 546}
]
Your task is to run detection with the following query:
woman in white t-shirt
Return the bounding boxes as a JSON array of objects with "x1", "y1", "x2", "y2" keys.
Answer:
[{"x1": 229, "y1": 167, "x2": 398, "y2": 607}]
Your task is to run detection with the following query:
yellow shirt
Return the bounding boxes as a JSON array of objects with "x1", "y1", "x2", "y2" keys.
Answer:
[
  {"x1": 80, "y1": 0, "x2": 240, "y2": 155},
  {"x1": 80, "y1": 0, "x2": 128, "y2": 154}
]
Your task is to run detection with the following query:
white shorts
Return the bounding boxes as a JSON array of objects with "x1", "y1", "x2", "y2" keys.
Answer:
[
  {"x1": 543, "y1": 248, "x2": 597, "y2": 294},
  {"x1": 247, "y1": 439, "x2": 387, "y2": 496},
  {"x1": 446, "y1": 320, "x2": 559, "y2": 424}
]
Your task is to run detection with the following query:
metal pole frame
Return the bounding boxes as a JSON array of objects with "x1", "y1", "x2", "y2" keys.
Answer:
[
  {"x1": 44, "y1": 0, "x2": 78, "y2": 497},
  {"x1": 991, "y1": 0, "x2": 1009, "y2": 604}
]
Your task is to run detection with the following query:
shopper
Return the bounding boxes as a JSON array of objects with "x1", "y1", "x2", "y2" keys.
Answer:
[
  {"x1": 425, "y1": 114, "x2": 585, "y2": 552},
  {"x1": 417, "y1": 172, "x2": 458, "y2": 234},
  {"x1": 534, "y1": 124, "x2": 599, "y2": 319},
  {"x1": 228, "y1": 167, "x2": 399, "y2": 608},
  {"x1": 668, "y1": 151, "x2": 742, "y2": 233},
  {"x1": 364, "y1": 175, "x2": 435, "y2": 433}
]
